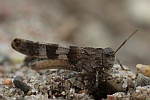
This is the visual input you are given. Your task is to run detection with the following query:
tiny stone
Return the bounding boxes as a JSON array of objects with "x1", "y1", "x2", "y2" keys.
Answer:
[
  {"x1": 55, "y1": 77, "x2": 62, "y2": 82},
  {"x1": 0, "y1": 66, "x2": 4, "y2": 73},
  {"x1": 8, "y1": 88, "x2": 16, "y2": 97},
  {"x1": 0, "y1": 94, "x2": 6, "y2": 100},
  {"x1": 135, "y1": 89, "x2": 141, "y2": 93},
  {"x1": 23, "y1": 79, "x2": 28, "y2": 84},
  {"x1": 0, "y1": 73, "x2": 3, "y2": 78},
  {"x1": 31, "y1": 89, "x2": 37, "y2": 95},
  {"x1": 13, "y1": 76, "x2": 30, "y2": 94},
  {"x1": 38, "y1": 85, "x2": 43, "y2": 92},
  {"x1": 131, "y1": 74, "x2": 136, "y2": 79},
  {"x1": 26, "y1": 90, "x2": 32, "y2": 96},
  {"x1": 3, "y1": 78, "x2": 12, "y2": 85},
  {"x1": 61, "y1": 91, "x2": 66, "y2": 95},
  {"x1": 0, "y1": 73, "x2": 4, "y2": 78},
  {"x1": 107, "y1": 95, "x2": 115, "y2": 100},
  {"x1": 136, "y1": 73, "x2": 150, "y2": 87},
  {"x1": 15, "y1": 71, "x2": 24, "y2": 77}
]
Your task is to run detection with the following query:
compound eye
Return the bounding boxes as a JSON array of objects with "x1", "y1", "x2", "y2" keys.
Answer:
[{"x1": 103, "y1": 47, "x2": 114, "y2": 57}]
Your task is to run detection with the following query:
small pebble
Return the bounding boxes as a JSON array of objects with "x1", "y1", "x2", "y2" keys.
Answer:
[
  {"x1": 26, "y1": 90, "x2": 32, "y2": 96},
  {"x1": 136, "y1": 64, "x2": 150, "y2": 77},
  {"x1": 31, "y1": 89, "x2": 38, "y2": 95},
  {"x1": 0, "y1": 94, "x2": 6, "y2": 100},
  {"x1": 14, "y1": 76, "x2": 23, "y2": 82},
  {"x1": 23, "y1": 79, "x2": 28, "y2": 84},
  {"x1": 3, "y1": 78, "x2": 12, "y2": 85},
  {"x1": 0, "y1": 66, "x2": 4, "y2": 73},
  {"x1": 13, "y1": 76, "x2": 30, "y2": 93},
  {"x1": 55, "y1": 77, "x2": 62, "y2": 82},
  {"x1": 15, "y1": 71, "x2": 24, "y2": 77},
  {"x1": 136, "y1": 73, "x2": 150, "y2": 87},
  {"x1": 0, "y1": 73, "x2": 3, "y2": 78},
  {"x1": 8, "y1": 88, "x2": 16, "y2": 97},
  {"x1": 107, "y1": 95, "x2": 115, "y2": 100}
]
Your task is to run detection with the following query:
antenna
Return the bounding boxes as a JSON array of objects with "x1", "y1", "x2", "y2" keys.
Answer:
[
  {"x1": 114, "y1": 29, "x2": 139, "y2": 54},
  {"x1": 116, "y1": 58, "x2": 124, "y2": 70}
]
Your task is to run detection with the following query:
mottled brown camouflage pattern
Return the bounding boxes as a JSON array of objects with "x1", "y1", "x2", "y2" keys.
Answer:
[
  {"x1": 11, "y1": 38, "x2": 116, "y2": 98},
  {"x1": 12, "y1": 38, "x2": 115, "y2": 72}
]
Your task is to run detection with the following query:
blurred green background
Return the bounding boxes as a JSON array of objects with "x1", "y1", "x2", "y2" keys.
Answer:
[{"x1": 0, "y1": 0, "x2": 150, "y2": 71}]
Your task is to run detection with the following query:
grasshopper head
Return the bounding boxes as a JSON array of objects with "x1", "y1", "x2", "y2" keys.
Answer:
[{"x1": 102, "y1": 30, "x2": 138, "y2": 70}]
